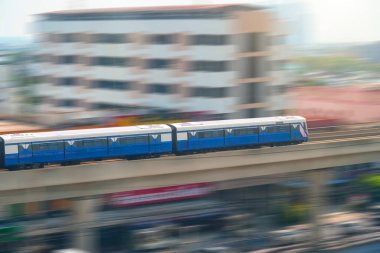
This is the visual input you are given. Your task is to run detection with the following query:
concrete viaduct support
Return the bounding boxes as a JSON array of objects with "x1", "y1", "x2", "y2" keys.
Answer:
[
  {"x1": 308, "y1": 169, "x2": 334, "y2": 251},
  {"x1": 71, "y1": 197, "x2": 101, "y2": 253}
]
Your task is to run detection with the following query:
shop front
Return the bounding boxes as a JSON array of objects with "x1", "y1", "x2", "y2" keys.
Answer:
[{"x1": 97, "y1": 182, "x2": 239, "y2": 252}]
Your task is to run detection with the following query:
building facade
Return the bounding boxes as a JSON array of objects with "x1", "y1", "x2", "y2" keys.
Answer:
[{"x1": 33, "y1": 4, "x2": 286, "y2": 126}]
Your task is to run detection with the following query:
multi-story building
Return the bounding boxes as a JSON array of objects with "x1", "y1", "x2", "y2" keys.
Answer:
[
  {"x1": 33, "y1": 4, "x2": 287, "y2": 126},
  {"x1": 0, "y1": 53, "x2": 21, "y2": 115}
]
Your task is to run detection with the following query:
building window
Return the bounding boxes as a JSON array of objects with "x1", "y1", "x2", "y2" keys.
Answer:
[
  {"x1": 191, "y1": 61, "x2": 229, "y2": 72},
  {"x1": 92, "y1": 103, "x2": 129, "y2": 110},
  {"x1": 192, "y1": 35, "x2": 228, "y2": 45},
  {"x1": 32, "y1": 75, "x2": 46, "y2": 83},
  {"x1": 58, "y1": 55, "x2": 77, "y2": 64},
  {"x1": 56, "y1": 99, "x2": 79, "y2": 107},
  {"x1": 34, "y1": 54, "x2": 45, "y2": 62},
  {"x1": 60, "y1": 33, "x2": 78, "y2": 43},
  {"x1": 150, "y1": 34, "x2": 176, "y2": 44},
  {"x1": 45, "y1": 11, "x2": 227, "y2": 22},
  {"x1": 95, "y1": 34, "x2": 125, "y2": 44},
  {"x1": 91, "y1": 57, "x2": 129, "y2": 67},
  {"x1": 148, "y1": 59, "x2": 172, "y2": 69},
  {"x1": 148, "y1": 84, "x2": 174, "y2": 94},
  {"x1": 91, "y1": 80, "x2": 130, "y2": 90},
  {"x1": 59, "y1": 77, "x2": 77, "y2": 86},
  {"x1": 191, "y1": 87, "x2": 228, "y2": 98}
]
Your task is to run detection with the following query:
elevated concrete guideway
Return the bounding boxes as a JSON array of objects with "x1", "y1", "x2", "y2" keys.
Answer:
[{"x1": 0, "y1": 136, "x2": 379, "y2": 204}]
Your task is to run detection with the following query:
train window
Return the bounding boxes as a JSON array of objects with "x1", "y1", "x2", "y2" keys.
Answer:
[
  {"x1": 264, "y1": 126, "x2": 275, "y2": 133},
  {"x1": 262, "y1": 125, "x2": 290, "y2": 133},
  {"x1": 196, "y1": 130, "x2": 224, "y2": 138},
  {"x1": 232, "y1": 127, "x2": 258, "y2": 136},
  {"x1": 32, "y1": 143, "x2": 43, "y2": 151},
  {"x1": 118, "y1": 135, "x2": 149, "y2": 145},
  {"x1": 118, "y1": 136, "x2": 135, "y2": 145},
  {"x1": 277, "y1": 125, "x2": 290, "y2": 132},
  {"x1": 135, "y1": 136, "x2": 149, "y2": 144},
  {"x1": 32, "y1": 142, "x2": 64, "y2": 151},
  {"x1": 82, "y1": 139, "x2": 107, "y2": 148}
]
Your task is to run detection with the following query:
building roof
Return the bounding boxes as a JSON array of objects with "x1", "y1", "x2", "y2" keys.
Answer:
[
  {"x1": 43, "y1": 4, "x2": 256, "y2": 15},
  {"x1": 0, "y1": 120, "x2": 45, "y2": 134}
]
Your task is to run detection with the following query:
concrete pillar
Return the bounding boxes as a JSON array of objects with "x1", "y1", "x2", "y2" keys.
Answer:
[
  {"x1": 0, "y1": 204, "x2": 8, "y2": 220},
  {"x1": 0, "y1": 195, "x2": 12, "y2": 220},
  {"x1": 71, "y1": 197, "x2": 101, "y2": 253},
  {"x1": 307, "y1": 169, "x2": 333, "y2": 251}
]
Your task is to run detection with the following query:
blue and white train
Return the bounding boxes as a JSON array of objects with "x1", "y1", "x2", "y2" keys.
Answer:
[{"x1": 0, "y1": 116, "x2": 308, "y2": 170}]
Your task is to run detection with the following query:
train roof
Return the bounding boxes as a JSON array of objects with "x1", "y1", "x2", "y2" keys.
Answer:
[
  {"x1": 171, "y1": 116, "x2": 306, "y2": 131},
  {"x1": 0, "y1": 124, "x2": 171, "y2": 144}
]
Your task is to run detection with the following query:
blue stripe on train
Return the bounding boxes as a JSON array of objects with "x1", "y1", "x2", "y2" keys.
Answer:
[
  {"x1": 259, "y1": 132, "x2": 291, "y2": 144},
  {"x1": 4, "y1": 142, "x2": 172, "y2": 167},
  {"x1": 188, "y1": 137, "x2": 224, "y2": 150},
  {"x1": 176, "y1": 131, "x2": 304, "y2": 153},
  {"x1": 5, "y1": 154, "x2": 18, "y2": 166},
  {"x1": 225, "y1": 134, "x2": 259, "y2": 147}
]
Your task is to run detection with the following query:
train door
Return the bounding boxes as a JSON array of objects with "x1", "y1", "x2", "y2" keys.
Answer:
[
  {"x1": 64, "y1": 140, "x2": 82, "y2": 161},
  {"x1": 187, "y1": 131, "x2": 197, "y2": 150},
  {"x1": 259, "y1": 126, "x2": 271, "y2": 144},
  {"x1": 291, "y1": 123, "x2": 302, "y2": 141},
  {"x1": 226, "y1": 128, "x2": 259, "y2": 147},
  {"x1": 259, "y1": 125, "x2": 291, "y2": 144},
  {"x1": 149, "y1": 134, "x2": 161, "y2": 154},
  {"x1": 188, "y1": 130, "x2": 225, "y2": 150},
  {"x1": 18, "y1": 143, "x2": 33, "y2": 164},
  {"x1": 225, "y1": 129, "x2": 234, "y2": 146},
  {"x1": 175, "y1": 132, "x2": 188, "y2": 152},
  {"x1": 274, "y1": 124, "x2": 291, "y2": 143},
  {"x1": 108, "y1": 137, "x2": 121, "y2": 156}
]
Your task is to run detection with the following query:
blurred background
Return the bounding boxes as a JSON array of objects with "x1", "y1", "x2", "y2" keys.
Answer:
[{"x1": 1, "y1": 0, "x2": 380, "y2": 252}]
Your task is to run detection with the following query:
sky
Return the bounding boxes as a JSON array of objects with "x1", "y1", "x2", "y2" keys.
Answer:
[{"x1": 1, "y1": 0, "x2": 380, "y2": 44}]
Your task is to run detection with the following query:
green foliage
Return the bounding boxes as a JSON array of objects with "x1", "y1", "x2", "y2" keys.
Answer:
[
  {"x1": 356, "y1": 174, "x2": 380, "y2": 203},
  {"x1": 359, "y1": 174, "x2": 380, "y2": 187},
  {"x1": 277, "y1": 203, "x2": 310, "y2": 226},
  {"x1": 297, "y1": 79, "x2": 324, "y2": 87},
  {"x1": 0, "y1": 225, "x2": 23, "y2": 243}
]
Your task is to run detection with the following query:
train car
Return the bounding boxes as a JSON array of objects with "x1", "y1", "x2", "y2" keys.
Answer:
[
  {"x1": 0, "y1": 124, "x2": 172, "y2": 169},
  {"x1": 169, "y1": 116, "x2": 308, "y2": 153},
  {"x1": 0, "y1": 116, "x2": 307, "y2": 170}
]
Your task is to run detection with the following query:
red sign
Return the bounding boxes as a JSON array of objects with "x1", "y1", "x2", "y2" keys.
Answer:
[{"x1": 107, "y1": 183, "x2": 214, "y2": 207}]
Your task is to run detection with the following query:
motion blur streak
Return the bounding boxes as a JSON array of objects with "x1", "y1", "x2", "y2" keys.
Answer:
[{"x1": 1, "y1": 1, "x2": 380, "y2": 252}]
